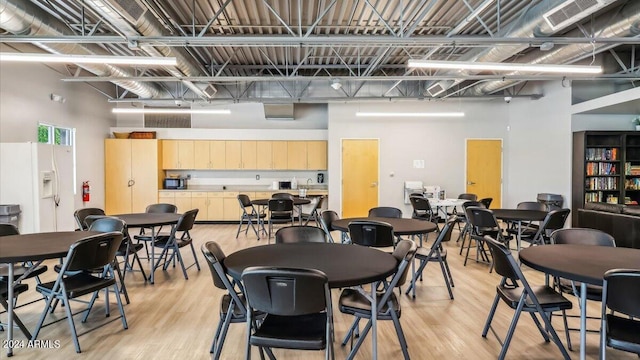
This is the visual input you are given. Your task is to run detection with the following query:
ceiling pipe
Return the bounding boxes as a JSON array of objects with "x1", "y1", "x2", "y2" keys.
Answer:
[
  {"x1": 470, "y1": 0, "x2": 640, "y2": 95},
  {"x1": 82, "y1": 0, "x2": 213, "y2": 100},
  {"x1": 0, "y1": 0, "x2": 161, "y2": 99},
  {"x1": 426, "y1": 0, "x2": 617, "y2": 96}
]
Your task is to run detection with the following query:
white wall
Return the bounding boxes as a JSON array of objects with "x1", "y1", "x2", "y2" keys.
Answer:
[
  {"x1": 505, "y1": 81, "x2": 572, "y2": 212},
  {"x1": 0, "y1": 62, "x2": 115, "y2": 211},
  {"x1": 327, "y1": 81, "x2": 576, "y2": 216}
]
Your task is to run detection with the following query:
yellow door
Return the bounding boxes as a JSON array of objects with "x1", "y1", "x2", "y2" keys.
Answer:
[
  {"x1": 131, "y1": 140, "x2": 159, "y2": 213},
  {"x1": 466, "y1": 139, "x2": 502, "y2": 208},
  {"x1": 342, "y1": 139, "x2": 379, "y2": 217}
]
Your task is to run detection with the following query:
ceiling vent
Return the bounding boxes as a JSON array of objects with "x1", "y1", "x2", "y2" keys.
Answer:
[
  {"x1": 426, "y1": 81, "x2": 454, "y2": 97},
  {"x1": 144, "y1": 112, "x2": 191, "y2": 128},
  {"x1": 264, "y1": 104, "x2": 295, "y2": 120},
  {"x1": 193, "y1": 83, "x2": 217, "y2": 99},
  {"x1": 542, "y1": 0, "x2": 614, "y2": 31},
  {"x1": 108, "y1": 0, "x2": 147, "y2": 23}
]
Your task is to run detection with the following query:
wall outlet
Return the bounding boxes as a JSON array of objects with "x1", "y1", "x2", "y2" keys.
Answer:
[
  {"x1": 186, "y1": 174, "x2": 192, "y2": 179},
  {"x1": 256, "y1": 174, "x2": 260, "y2": 180}
]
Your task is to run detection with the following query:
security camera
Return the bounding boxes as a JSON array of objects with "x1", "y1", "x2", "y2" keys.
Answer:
[{"x1": 504, "y1": 96, "x2": 512, "y2": 104}]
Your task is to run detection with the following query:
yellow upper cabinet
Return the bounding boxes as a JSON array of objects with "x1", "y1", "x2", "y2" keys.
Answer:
[
  {"x1": 210, "y1": 140, "x2": 226, "y2": 169},
  {"x1": 193, "y1": 140, "x2": 211, "y2": 169},
  {"x1": 241, "y1": 141, "x2": 257, "y2": 169},
  {"x1": 162, "y1": 140, "x2": 194, "y2": 169},
  {"x1": 256, "y1": 141, "x2": 273, "y2": 169},
  {"x1": 287, "y1": 141, "x2": 307, "y2": 170},
  {"x1": 225, "y1": 141, "x2": 242, "y2": 170},
  {"x1": 307, "y1": 141, "x2": 328, "y2": 170},
  {"x1": 272, "y1": 141, "x2": 288, "y2": 170}
]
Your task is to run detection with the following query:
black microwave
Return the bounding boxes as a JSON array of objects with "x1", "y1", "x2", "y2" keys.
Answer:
[{"x1": 164, "y1": 178, "x2": 187, "y2": 190}]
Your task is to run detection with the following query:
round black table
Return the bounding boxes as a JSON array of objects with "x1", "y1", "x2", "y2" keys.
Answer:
[
  {"x1": 332, "y1": 217, "x2": 438, "y2": 236},
  {"x1": 492, "y1": 209, "x2": 548, "y2": 251},
  {"x1": 224, "y1": 242, "x2": 398, "y2": 360},
  {"x1": 520, "y1": 244, "x2": 640, "y2": 360},
  {"x1": 225, "y1": 242, "x2": 397, "y2": 288},
  {"x1": 0, "y1": 231, "x2": 101, "y2": 357},
  {"x1": 111, "y1": 213, "x2": 181, "y2": 283}
]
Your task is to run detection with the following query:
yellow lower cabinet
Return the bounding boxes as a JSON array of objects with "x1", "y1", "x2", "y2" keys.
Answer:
[
  {"x1": 223, "y1": 192, "x2": 241, "y2": 221},
  {"x1": 191, "y1": 192, "x2": 209, "y2": 221},
  {"x1": 174, "y1": 192, "x2": 192, "y2": 214},
  {"x1": 158, "y1": 191, "x2": 176, "y2": 207},
  {"x1": 208, "y1": 192, "x2": 225, "y2": 220}
]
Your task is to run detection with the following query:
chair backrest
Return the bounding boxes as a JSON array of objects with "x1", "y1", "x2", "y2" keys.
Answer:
[
  {"x1": 275, "y1": 226, "x2": 327, "y2": 243},
  {"x1": 409, "y1": 192, "x2": 424, "y2": 198},
  {"x1": 268, "y1": 198, "x2": 293, "y2": 212},
  {"x1": 550, "y1": 228, "x2": 616, "y2": 247},
  {"x1": 0, "y1": 223, "x2": 19, "y2": 236},
  {"x1": 84, "y1": 215, "x2": 108, "y2": 229},
  {"x1": 436, "y1": 216, "x2": 457, "y2": 244},
  {"x1": 88, "y1": 217, "x2": 126, "y2": 234},
  {"x1": 516, "y1": 201, "x2": 546, "y2": 211},
  {"x1": 409, "y1": 196, "x2": 432, "y2": 213},
  {"x1": 462, "y1": 200, "x2": 484, "y2": 210},
  {"x1": 388, "y1": 239, "x2": 418, "y2": 289},
  {"x1": 465, "y1": 207, "x2": 499, "y2": 233},
  {"x1": 479, "y1": 198, "x2": 493, "y2": 209},
  {"x1": 272, "y1": 193, "x2": 294, "y2": 200},
  {"x1": 537, "y1": 208, "x2": 570, "y2": 235},
  {"x1": 348, "y1": 220, "x2": 395, "y2": 247},
  {"x1": 237, "y1": 194, "x2": 253, "y2": 208},
  {"x1": 74, "y1": 208, "x2": 106, "y2": 230},
  {"x1": 146, "y1": 203, "x2": 178, "y2": 213},
  {"x1": 242, "y1": 267, "x2": 329, "y2": 316},
  {"x1": 320, "y1": 210, "x2": 339, "y2": 231},
  {"x1": 173, "y1": 209, "x2": 199, "y2": 232},
  {"x1": 603, "y1": 269, "x2": 640, "y2": 318},
  {"x1": 368, "y1": 207, "x2": 402, "y2": 218},
  {"x1": 458, "y1": 193, "x2": 478, "y2": 201},
  {"x1": 201, "y1": 241, "x2": 228, "y2": 290},
  {"x1": 62, "y1": 232, "x2": 123, "y2": 272},
  {"x1": 483, "y1": 236, "x2": 522, "y2": 283}
]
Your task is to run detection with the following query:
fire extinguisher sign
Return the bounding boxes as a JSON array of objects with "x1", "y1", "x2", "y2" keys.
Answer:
[{"x1": 82, "y1": 181, "x2": 90, "y2": 202}]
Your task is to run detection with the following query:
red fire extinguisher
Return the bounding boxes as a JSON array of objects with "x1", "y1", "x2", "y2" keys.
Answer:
[{"x1": 82, "y1": 181, "x2": 90, "y2": 202}]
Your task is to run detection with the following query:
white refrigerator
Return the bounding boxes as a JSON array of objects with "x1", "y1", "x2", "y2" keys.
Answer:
[{"x1": 0, "y1": 142, "x2": 76, "y2": 234}]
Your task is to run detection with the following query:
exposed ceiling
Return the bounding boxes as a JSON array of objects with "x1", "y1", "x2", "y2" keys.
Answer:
[{"x1": 1, "y1": 0, "x2": 639, "y2": 104}]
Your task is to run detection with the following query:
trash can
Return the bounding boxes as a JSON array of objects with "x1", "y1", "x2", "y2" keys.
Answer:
[
  {"x1": 537, "y1": 194, "x2": 563, "y2": 211},
  {"x1": 0, "y1": 204, "x2": 21, "y2": 228}
]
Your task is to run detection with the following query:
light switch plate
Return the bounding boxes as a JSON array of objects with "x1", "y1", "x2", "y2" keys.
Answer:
[{"x1": 413, "y1": 160, "x2": 425, "y2": 169}]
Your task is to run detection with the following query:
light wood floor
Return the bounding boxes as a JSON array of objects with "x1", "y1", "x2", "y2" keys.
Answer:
[{"x1": 4, "y1": 223, "x2": 636, "y2": 360}]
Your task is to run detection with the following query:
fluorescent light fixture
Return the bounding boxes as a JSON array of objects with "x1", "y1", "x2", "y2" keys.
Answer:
[
  {"x1": 407, "y1": 59, "x2": 602, "y2": 74},
  {"x1": 0, "y1": 52, "x2": 177, "y2": 66},
  {"x1": 112, "y1": 108, "x2": 230, "y2": 114},
  {"x1": 356, "y1": 112, "x2": 464, "y2": 117}
]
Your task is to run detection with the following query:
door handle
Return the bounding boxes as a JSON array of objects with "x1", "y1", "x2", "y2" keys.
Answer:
[
  {"x1": 127, "y1": 180, "x2": 134, "y2": 187},
  {"x1": 371, "y1": 182, "x2": 378, "y2": 187},
  {"x1": 467, "y1": 181, "x2": 476, "y2": 185}
]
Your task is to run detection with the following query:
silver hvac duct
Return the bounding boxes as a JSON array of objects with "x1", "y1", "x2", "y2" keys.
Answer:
[
  {"x1": 83, "y1": 0, "x2": 214, "y2": 99},
  {"x1": 0, "y1": 0, "x2": 161, "y2": 99},
  {"x1": 470, "y1": 0, "x2": 640, "y2": 95},
  {"x1": 426, "y1": 0, "x2": 616, "y2": 96}
]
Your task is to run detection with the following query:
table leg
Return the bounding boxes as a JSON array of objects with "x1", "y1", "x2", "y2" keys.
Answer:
[
  {"x1": 298, "y1": 205, "x2": 304, "y2": 225},
  {"x1": 150, "y1": 227, "x2": 156, "y2": 284},
  {"x1": 517, "y1": 220, "x2": 522, "y2": 253},
  {"x1": 579, "y1": 282, "x2": 587, "y2": 360},
  {"x1": 371, "y1": 282, "x2": 378, "y2": 360},
  {"x1": 6, "y1": 262, "x2": 13, "y2": 357}
]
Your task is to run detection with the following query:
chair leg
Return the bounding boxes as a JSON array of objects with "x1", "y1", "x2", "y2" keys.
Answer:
[
  {"x1": 438, "y1": 259, "x2": 454, "y2": 300},
  {"x1": 61, "y1": 294, "x2": 82, "y2": 353},
  {"x1": 444, "y1": 259, "x2": 455, "y2": 287},
  {"x1": 561, "y1": 309, "x2": 573, "y2": 351},
  {"x1": 497, "y1": 296, "x2": 526, "y2": 360},
  {"x1": 132, "y1": 252, "x2": 148, "y2": 281},
  {"x1": 529, "y1": 312, "x2": 550, "y2": 342},
  {"x1": 31, "y1": 291, "x2": 56, "y2": 341},
  {"x1": 212, "y1": 305, "x2": 234, "y2": 357},
  {"x1": 389, "y1": 308, "x2": 410, "y2": 360},
  {"x1": 0, "y1": 297, "x2": 31, "y2": 338},
  {"x1": 341, "y1": 316, "x2": 360, "y2": 346},
  {"x1": 482, "y1": 294, "x2": 500, "y2": 337}
]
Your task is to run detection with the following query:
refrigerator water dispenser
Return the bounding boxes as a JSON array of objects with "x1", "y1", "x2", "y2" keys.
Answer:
[{"x1": 41, "y1": 171, "x2": 54, "y2": 198}]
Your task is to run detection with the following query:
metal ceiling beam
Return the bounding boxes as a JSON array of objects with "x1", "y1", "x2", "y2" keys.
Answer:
[
  {"x1": 4, "y1": 35, "x2": 637, "y2": 45},
  {"x1": 61, "y1": 74, "x2": 640, "y2": 82}
]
